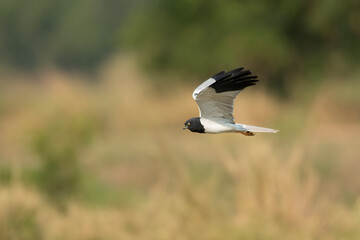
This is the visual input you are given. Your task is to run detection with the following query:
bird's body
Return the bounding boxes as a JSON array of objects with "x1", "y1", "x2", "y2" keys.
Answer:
[
  {"x1": 183, "y1": 67, "x2": 278, "y2": 135},
  {"x1": 199, "y1": 118, "x2": 235, "y2": 133}
]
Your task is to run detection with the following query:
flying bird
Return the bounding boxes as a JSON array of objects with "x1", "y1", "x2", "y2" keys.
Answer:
[{"x1": 183, "y1": 67, "x2": 278, "y2": 136}]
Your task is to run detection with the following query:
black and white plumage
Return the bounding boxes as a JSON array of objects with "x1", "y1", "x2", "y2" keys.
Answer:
[{"x1": 183, "y1": 67, "x2": 278, "y2": 135}]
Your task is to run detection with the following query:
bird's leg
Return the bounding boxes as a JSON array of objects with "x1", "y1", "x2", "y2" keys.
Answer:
[{"x1": 239, "y1": 130, "x2": 255, "y2": 136}]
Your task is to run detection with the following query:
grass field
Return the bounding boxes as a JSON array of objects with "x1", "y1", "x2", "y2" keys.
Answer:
[{"x1": 0, "y1": 57, "x2": 360, "y2": 240}]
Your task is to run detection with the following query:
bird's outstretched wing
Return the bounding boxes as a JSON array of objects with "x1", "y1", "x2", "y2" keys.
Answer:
[{"x1": 192, "y1": 67, "x2": 258, "y2": 123}]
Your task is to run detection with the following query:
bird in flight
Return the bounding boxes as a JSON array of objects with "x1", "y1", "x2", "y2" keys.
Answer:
[{"x1": 183, "y1": 67, "x2": 278, "y2": 136}]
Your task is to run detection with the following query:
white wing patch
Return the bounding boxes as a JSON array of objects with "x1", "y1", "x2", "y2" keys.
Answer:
[
  {"x1": 195, "y1": 89, "x2": 241, "y2": 122},
  {"x1": 192, "y1": 78, "x2": 216, "y2": 100},
  {"x1": 192, "y1": 77, "x2": 243, "y2": 122},
  {"x1": 192, "y1": 69, "x2": 256, "y2": 123}
]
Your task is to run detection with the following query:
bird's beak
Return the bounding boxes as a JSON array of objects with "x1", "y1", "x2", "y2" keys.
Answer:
[{"x1": 183, "y1": 125, "x2": 188, "y2": 130}]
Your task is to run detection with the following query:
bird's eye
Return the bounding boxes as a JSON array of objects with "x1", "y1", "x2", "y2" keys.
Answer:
[{"x1": 187, "y1": 122, "x2": 191, "y2": 126}]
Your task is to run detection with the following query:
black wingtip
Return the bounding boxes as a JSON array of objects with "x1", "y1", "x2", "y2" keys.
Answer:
[
  {"x1": 227, "y1": 67, "x2": 245, "y2": 75},
  {"x1": 209, "y1": 67, "x2": 259, "y2": 93},
  {"x1": 211, "y1": 71, "x2": 226, "y2": 79}
]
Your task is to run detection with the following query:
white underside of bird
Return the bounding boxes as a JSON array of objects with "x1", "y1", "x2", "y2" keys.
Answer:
[{"x1": 200, "y1": 118, "x2": 278, "y2": 135}]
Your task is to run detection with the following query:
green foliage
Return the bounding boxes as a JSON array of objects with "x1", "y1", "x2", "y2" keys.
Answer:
[
  {"x1": 1, "y1": 0, "x2": 359, "y2": 95},
  {"x1": 0, "y1": 207, "x2": 43, "y2": 240},
  {"x1": 0, "y1": 0, "x2": 131, "y2": 71},
  {"x1": 31, "y1": 115, "x2": 96, "y2": 209},
  {"x1": 0, "y1": 165, "x2": 11, "y2": 185},
  {"x1": 124, "y1": 0, "x2": 360, "y2": 93}
]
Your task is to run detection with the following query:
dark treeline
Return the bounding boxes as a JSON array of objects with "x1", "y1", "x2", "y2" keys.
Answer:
[
  {"x1": 1, "y1": 0, "x2": 359, "y2": 92},
  {"x1": 0, "y1": 0, "x2": 134, "y2": 70},
  {"x1": 125, "y1": 0, "x2": 360, "y2": 93}
]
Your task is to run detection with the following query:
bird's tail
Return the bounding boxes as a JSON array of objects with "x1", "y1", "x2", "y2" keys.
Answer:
[{"x1": 236, "y1": 124, "x2": 278, "y2": 136}]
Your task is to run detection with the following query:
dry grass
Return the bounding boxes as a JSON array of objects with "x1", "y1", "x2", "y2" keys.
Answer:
[{"x1": 0, "y1": 56, "x2": 360, "y2": 239}]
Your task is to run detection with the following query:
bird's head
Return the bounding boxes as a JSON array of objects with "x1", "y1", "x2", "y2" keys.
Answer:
[{"x1": 183, "y1": 117, "x2": 205, "y2": 133}]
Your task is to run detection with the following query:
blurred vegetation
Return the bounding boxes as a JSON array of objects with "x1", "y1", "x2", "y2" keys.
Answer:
[
  {"x1": 0, "y1": 164, "x2": 11, "y2": 185},
  {"x1": 0, "y1": 0, "x2": 134, "y2": 71},
  {"x1": 30, "y1": 115, "x2": 96, "y2": 209},
  {"x1": 0, "y1": 206, "x2": 43, "y2": 240},
  {"x1": 1, "y1": 0, "x2": 359, "y2": 94},
  {"x1": 0, "y1": 60, "x2": 359, "y2": 239},
  {"x1": 0, "y1": 1, "x2": 360, "y2": 239},
  {"x1": 124, "y1": 0, "x2": 360, "y2": 93}
]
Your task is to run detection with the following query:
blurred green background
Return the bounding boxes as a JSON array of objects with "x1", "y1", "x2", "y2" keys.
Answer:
[
  {"x1": 1, "y1": 0, "x2": 359, "y2": 91},
  {"x1": 0, "y1": 0, "x2": 360, "y2": 239}
]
